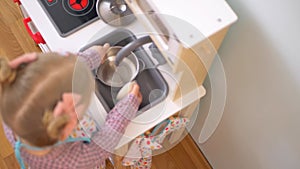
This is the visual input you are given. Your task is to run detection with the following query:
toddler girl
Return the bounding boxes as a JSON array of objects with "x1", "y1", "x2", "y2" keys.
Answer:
[{"x1": 0, "y1": 45, "x2": 142, "y2": 169}]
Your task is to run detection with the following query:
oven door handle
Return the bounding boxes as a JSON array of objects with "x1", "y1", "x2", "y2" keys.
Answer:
[{"x1": 23, "y1": 17, "x2": 46, "y2": 44}]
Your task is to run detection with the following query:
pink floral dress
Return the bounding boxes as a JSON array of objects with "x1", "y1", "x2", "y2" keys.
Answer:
[{"x1": 122, "y1": 117, "x2": 190, "y2": 169}]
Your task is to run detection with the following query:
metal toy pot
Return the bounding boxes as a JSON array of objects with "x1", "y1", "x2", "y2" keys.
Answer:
[{"x1": 96, "y1": 46, "x2": 139, "y2": 88}]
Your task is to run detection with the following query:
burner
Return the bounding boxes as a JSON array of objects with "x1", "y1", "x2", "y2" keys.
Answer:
[
  {"x1": 69, "y1": 0, "x2": 88, "y2": 11},
  {"x1": 63, "y1": 0, "x2": 94, "y2": 16},
  {"x1": 39, "y1": 0, "x2": 98, "y2": 37}
]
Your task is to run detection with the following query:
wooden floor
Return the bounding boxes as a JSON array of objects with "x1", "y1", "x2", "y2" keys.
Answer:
[{"x1": 0, "y1": 0, "x2": 211, "y2": 168}]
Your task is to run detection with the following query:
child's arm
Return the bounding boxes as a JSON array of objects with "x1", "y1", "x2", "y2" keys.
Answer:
[
  {"x1": 92, "y1": 94, "x2": 140, "y2": 151},
  {"x1": 77, "y1": 44, "x2": 110, "y2": 70},
  {"x1": 48, "y1": 94, "x2": 140, "y2": 169}
]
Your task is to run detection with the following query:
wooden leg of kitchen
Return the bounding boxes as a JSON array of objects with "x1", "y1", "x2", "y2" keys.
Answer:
[
  {"x1": 169, "y1": 100, "x2": 200, "y2": 144},
  {"x1": 113, "y1": 143, "x2": 130, "y2": 169}
]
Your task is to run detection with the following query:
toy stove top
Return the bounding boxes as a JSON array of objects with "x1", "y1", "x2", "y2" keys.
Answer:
[{"x1": 39, "y1": 0, "x2": 98, "y2": 37}]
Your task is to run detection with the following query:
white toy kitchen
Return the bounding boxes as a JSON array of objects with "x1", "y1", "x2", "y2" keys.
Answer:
[{"x1": 16, "y1": 0, "x2": 237, "y2": 168}]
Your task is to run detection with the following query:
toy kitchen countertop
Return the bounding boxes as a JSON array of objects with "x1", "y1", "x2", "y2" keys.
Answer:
[
  {"x1": 19, "y1": 0, "x2": 236, "y2": 149},
  {"x1": 19, "y1": 0, "x2": 237, "y2": 52}
]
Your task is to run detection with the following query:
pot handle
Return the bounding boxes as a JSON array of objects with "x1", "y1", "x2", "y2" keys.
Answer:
[{"x1": 115, "y1": 36, "x2": 152, "y2": 66}]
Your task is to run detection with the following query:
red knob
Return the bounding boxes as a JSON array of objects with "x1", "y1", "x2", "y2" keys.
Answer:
[{"x1": 13, "y1": 0, "x2": 21, "y2": 5}]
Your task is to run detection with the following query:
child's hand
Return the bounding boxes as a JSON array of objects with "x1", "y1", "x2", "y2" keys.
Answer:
[
  {"x1": 88, "y1": 43, "x2": 110, "y2": 64},
  {"x1": 9, "y1": 53, "x2": 37, "y2": 68},
  {"x1": 129, "y1": 82, "x2": 142, "y2": 104}
]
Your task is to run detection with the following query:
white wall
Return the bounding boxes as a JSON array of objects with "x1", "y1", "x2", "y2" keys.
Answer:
[{"x1": 191, "y1": 0, "x2": 300, "y2": 168}]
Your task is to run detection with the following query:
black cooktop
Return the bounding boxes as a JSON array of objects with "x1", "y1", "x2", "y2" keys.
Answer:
[{"x1": 39, "y1": 0, "x2": 98, "y2": 37}]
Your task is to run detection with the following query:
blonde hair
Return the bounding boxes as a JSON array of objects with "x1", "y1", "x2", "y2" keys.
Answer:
[{"x1": 0, "y1": 53, "x2": 93, "y2": 147}]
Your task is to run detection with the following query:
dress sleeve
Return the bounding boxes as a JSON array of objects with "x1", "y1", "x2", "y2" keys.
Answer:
[
  {"x1": 92, "y1": 94, "x2": 140, "y2": 152},
  {"x1": 75, "y1": 94, "x2": 139, "y2": 168},
  {"x1": 1, "y1": 122, "x2": 16, "y2": 147},
  {"x1": 77, "y1": 48, "x2": 102, "y2": 70},
  {"x1": 32, "y1": 94, "x2": 140, "y2": 169}
]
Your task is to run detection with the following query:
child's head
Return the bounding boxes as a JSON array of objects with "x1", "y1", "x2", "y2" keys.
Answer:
[{"x1": 0, "y1": 53, "x2": 93, "y2": 147}]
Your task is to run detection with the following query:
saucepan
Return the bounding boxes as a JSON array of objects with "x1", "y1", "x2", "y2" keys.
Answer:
[
  {"x1": 96, "y1": 46, "x2": 139, "y2": 88},
  {"x1": 96, "y1": 36, "x2": 152, "y2": 88}
]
